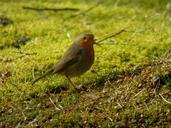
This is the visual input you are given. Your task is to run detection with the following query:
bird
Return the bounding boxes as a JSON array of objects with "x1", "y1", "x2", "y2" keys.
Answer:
[{"x1": 31, "y1": 33, "x2": 95, "y2": 89}]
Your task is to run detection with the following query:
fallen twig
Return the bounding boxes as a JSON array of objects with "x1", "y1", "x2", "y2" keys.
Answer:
[
  {"x1": 69, "y1": 0, "x2": 102, "y2": 18},
  {"x1": 23, "y1": 6, "x2": 79, "y2": 12},
  {"x1": 159, "y1": 93, "x2": 171, "y2": 105},
  {"x1": 13, "y1": 50, "x2": 37, "y2": 56},
  {"x1": 0, "y1": 51, "x2": 37, "y2": 63},
  {"x1": 134, "y1": 88, "x2": 146, "y2": 97},
  {"x1": 49, "y1": 97, "x2": 61, "y2": 111},
  {"x1": 95, "y1": 26, "x2": 130, "y2": 44}
]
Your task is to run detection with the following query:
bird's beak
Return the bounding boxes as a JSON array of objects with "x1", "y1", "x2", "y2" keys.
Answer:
[
  {"x1": 93, "y1": 39, "x2": 97, "y2": 44},
  {"x1": 93, "y1": 39, "x2": 102, "y2": 47}
]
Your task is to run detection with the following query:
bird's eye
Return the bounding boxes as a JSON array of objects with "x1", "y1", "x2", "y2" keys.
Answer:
[{"x1": 83, "y1": 36, "x2": 87, "y2": 40}]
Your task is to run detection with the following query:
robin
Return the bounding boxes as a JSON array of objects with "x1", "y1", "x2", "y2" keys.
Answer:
[{"x1": 31, "y1": 33, "x2": 95, "y2": 89}]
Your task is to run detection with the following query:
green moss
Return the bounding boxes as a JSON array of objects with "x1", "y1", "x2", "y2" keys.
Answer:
[{"x1": 0, "y1": 0, "x2": 171, "y2": 127}]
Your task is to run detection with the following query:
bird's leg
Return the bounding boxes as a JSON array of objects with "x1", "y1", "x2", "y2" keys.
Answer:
[{"x1": 66, "y1": 76, "x2": 76, "y2": 90}]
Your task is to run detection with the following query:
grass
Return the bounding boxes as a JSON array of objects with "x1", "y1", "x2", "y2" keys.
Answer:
[{"x1": 0, "y1": 0, "x2": 171, "y2": 127}]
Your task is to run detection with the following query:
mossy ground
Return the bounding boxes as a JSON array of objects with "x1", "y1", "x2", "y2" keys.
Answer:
[{"x1": 0, "y1": 0, "x2": 171, "y2": 127}]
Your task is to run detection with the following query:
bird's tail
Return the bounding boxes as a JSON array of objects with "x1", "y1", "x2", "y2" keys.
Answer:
[{"x1": 31, "y1": 68, "x2": 54, "y2": 85}]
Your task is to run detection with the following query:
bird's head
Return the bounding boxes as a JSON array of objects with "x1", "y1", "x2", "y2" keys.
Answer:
[
  {"x1": 75, "y1": 33, "x2": 95, "y2": 60},
  {"x1": 76, "y1": 33, "x2": 95, "y2": 47}
]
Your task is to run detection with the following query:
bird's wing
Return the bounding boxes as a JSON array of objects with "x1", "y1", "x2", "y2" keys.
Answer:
[
  {"x1": 52, "y1": 47, "x2": 82, "y2": 74},
  {"x1": 31, "y1": 49, "x2": 81, "y2": 85}
]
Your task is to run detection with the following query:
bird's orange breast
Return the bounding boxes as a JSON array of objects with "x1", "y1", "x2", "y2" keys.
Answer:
[{"x1": 80, "y1": 41, "x2": 94, "y2": 61}]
